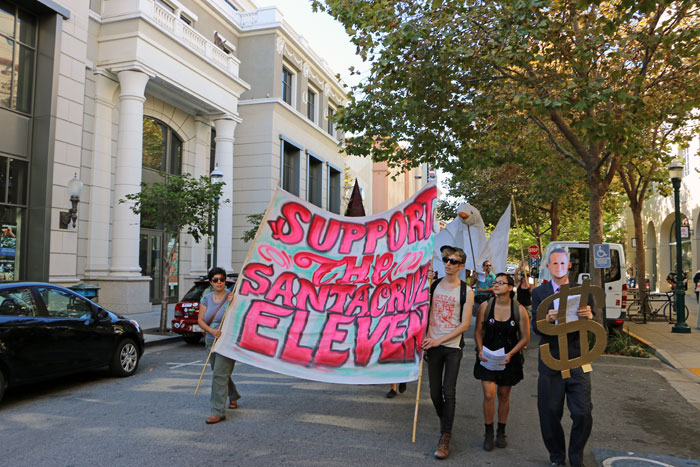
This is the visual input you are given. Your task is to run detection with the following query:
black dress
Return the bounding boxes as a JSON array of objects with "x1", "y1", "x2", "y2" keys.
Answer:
[{"x1": 473, "y1": 299, "x2": 524, "y2": 386}]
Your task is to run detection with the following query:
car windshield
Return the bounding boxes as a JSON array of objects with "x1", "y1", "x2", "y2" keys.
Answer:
[{"x1": 182, "y1": 282, "x2": 213, "y2": 302}]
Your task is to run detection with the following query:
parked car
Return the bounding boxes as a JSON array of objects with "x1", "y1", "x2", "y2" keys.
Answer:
[
  {"x1": 171, "y1": 275, "x2": 236, "y2": 345},
  {"x1": 0, "y1": 282, "x2": 145, "y2": 403}
]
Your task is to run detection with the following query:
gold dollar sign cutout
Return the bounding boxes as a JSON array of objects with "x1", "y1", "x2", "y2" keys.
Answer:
[{"x1": 536, "y1": 279, "x2": 607, "y2": 379}]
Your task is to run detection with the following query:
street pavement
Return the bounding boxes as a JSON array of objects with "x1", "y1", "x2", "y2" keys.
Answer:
[
  {"x1": 111, "y1": 299, "x2": 700, "y2": 466},
  {"x1": 1, "y1": 336, "x2": 699, "y2": 466}
]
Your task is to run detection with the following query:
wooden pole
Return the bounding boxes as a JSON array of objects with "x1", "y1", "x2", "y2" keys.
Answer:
[
  {"x1": 411, "y1": 353, "x2": 425, "y2": 443},
  {"x1": 412, "y1": 270, "x2": 434, "y2": 443},
  {"x1": 511, "y1": 195, "x2": 524, "y2": 262}
]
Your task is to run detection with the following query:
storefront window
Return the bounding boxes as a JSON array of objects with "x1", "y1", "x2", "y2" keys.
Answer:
[
  {"x1": 0, "y1": 207, "x2": 20, "y2": 281},
  {"x1": 0, "y1": 1, "x2": 36, "y2": 114}
]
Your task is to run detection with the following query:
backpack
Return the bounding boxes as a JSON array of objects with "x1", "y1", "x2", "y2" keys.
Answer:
[{"x1": 429, "y1": 277, "x2": 468, "y2": 348}]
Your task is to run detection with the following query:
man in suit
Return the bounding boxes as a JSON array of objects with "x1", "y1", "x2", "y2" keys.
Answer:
[{"x1": 531, "y1": 248, "x2": 594, "y2": 467}]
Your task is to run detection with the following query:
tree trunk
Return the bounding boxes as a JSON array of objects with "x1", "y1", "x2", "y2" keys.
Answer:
[
  {"x1": 588, "y1": 172, "x2": 605, "y2": 286},
  {"x1": 631, "y1": 204, "x2": 647, "y2": 303},
  {"x1": 550, "y1": 199, "x2": 560, "y2": 241},
  {"x1": 159, "y1": 233, "x2": 179, "y2": 331}
]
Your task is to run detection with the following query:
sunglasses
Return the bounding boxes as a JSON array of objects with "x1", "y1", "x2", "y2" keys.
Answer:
[
  {"x1": 493, "y1": 280, "x2": 510, "y2": 286},
  {"x1": 442, "y1": 257, "x2": 464, "y2": 265},
  {"x1": 483, "y1": 264, "x2": 492, "y2": 268},
  {"x1": 210, "y1": 277, "x2": 226, "y2": 283}
]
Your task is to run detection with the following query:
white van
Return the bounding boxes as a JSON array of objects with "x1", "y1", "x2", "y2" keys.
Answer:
[{"x1": 538, "y1": 241, "x2": 628, "y2": 331}]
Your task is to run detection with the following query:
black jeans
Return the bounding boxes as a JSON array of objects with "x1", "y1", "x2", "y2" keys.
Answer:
[{"x1": 427, "y1": 345, "x2": 463, "y2": 434}]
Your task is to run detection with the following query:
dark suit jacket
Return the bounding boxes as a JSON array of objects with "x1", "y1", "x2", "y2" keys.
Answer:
[{"x1": 531, "y1": 281, "x2": 595, "y2": 376}]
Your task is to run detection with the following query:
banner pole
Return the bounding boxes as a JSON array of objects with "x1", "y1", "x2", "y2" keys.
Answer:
[
  {"x1": 411, "y1": 353, "x2": 425, "y2": 443},
  {"x1": 413, "y1": 268, "x2": 434, "y2": 443},
  {"x1": 511, "y1": 195, "x2": 524, "y2": 263}
]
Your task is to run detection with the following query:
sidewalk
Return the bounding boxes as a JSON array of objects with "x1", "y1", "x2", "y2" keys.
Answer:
[
  {"x1": 624, "y1": 293, "x2": 700, "y2": 383},
  {"x1": 123, "y1": 304, "x2": 183, "y2": 347}
]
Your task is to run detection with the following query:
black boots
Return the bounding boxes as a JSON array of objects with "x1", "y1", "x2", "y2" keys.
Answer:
[
  {"x1": 483, "y1": 424, "x2": 494, "y2": 451},
  {"x1": 496, "y1": 423, "x2": 507, "y2": 448}
]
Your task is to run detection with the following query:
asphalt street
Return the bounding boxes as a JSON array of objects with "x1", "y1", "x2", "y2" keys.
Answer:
[{"x1": 1, "y1": 338, "x2": 699, "y2": 467}]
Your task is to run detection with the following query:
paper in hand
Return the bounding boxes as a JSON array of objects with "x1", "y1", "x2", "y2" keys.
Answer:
[
  {"x1": 552, "y1": 294, "x2": 581, "y2": 324},
  {"x1": 480, "y1": 346, "x2": 507, "y2": 371}
]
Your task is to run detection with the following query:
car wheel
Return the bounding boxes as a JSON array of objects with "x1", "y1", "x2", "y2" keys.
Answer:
[
  {"x1": 183, "y1": 334, "x2": 202, "y2": 345},
  {"x1": 0, "y1": 370, "x2": 5, "y2": 403},
  {"x1": 110, "y1": 338, "x2": 139, "y2": 377}
]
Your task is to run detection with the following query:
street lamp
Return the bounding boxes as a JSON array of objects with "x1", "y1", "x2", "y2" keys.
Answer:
[
  {"x1": 669, "y1": 160, "x2": 690, "y2": 334},
  {"x1": 210, "y1": 163, "x2": 224, "y2": 268}
]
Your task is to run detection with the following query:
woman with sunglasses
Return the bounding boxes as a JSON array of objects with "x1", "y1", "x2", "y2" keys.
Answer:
[
  {"x1": 474, "y1": 272, "x2": 530, "y2": 451},
  {"x1": 423, "y1": 246, "x2": 474, "y2": 459},
  {"x1": 198, "y1": 267, "x2": 241, "y2": 424}
]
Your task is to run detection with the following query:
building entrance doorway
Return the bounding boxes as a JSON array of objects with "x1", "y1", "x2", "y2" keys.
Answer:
[{"x1": 139, "y1": 229, "x2": 179, "y2": 304}]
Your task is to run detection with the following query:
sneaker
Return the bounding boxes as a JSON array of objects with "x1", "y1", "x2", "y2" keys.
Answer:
[
  {"x1": 434, "y1": 433, "x2": 451, "y2": 459},
  {"x1": 398, "y1": 382, "x2": 407, "y2": 393},
  {"x1": 483, "y1": 431, "x2": 494, "y2": 451},
  {"x1": 495, "y1": 430, "x2": 507, "y2": 448},
  {"x1": 386, "y1": 389, "x2": 397, "y2": 398}
]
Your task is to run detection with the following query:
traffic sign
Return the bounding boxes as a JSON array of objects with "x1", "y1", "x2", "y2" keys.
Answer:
[
  {"x1": 593, "y1": 243, "x2": 611, "y2": 269},
  {"x1": 529, "y1": 257, "x2": 539, "y2": 268},
  {"x1": 528, "y1": 245, "x2": 540, "y2": 257}
]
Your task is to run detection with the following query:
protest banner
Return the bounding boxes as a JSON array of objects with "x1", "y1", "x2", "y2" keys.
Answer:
[{"x1": 213, "y1": 182, "x2": 437, "y2": 384}]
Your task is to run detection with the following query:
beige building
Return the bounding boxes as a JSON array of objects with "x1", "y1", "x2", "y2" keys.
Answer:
[
  {"x1": 0, "y1": 0, "x2": 346, "y2": 312},
  {"x1": 621, "y1": 141, "x2": 699, "y2": 294}
]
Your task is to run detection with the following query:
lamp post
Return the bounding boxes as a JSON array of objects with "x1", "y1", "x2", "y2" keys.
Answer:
[
  {"x1": 210, "y1": 163, "x2": 224, "y2": 268},
  {"x1": 669, "y1": 160, "x2": 690, "y2": 334}
]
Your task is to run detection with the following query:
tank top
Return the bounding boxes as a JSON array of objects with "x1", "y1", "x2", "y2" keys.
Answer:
[
  {"x1": 482, "y1": 299, "x2": 519, "y2": 353},
  {"x1": 428, "y1": 280, "x2": 463, "y2": 349}
]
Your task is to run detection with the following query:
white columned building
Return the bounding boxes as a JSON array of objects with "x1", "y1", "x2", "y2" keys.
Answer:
[
  {"x1": 213, "y1": 116, "x2": 239, "y2": 272},
  {"x1": 111, "y1": 70, "x2": 150, "y2": 276}
]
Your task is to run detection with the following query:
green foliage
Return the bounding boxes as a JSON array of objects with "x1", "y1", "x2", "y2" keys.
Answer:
[
  {"x1": 121, "y1": 173, "x2": 225, "y2": 243},
  {"x1": 241, "y1": 213, "x2": 265, "y2": 243},
  {"x1": 604, "y1": 329, "x2": 650, "y2": 358},
  {"x1": 316, "y1": 0, "x2": 700, "y2": 282}
]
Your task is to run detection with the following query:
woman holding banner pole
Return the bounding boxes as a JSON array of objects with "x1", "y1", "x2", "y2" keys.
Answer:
[
  {"x1": 423, "y1": 246, "x2": 474, "y2": 459},
  {"x1": 198, "y1": 267, "x2": 240, "y2": 424}
]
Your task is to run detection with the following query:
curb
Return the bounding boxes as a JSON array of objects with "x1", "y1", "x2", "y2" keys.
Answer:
[
  {"x1": 144, "y1": 334, "x2": 184, "y2": 348},
  {"x1": 623, "y1": 329, "x2": 675, "y2": 369},
  {"x1": 597, "y1": 353, "x2": 663, "y2": 368}
]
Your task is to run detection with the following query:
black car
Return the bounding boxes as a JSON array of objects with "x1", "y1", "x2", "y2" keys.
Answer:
[{"x1": 0, "y1": 282, "x2": 145, "y2": 403}]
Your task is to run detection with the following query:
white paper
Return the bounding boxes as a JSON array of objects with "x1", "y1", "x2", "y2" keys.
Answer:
[
  {"x1": 553, "y1": 294, "x2": 581, "y2": 324},
  {"x1": 480, "y1": 346, "x2": 507, "y2": 371}
]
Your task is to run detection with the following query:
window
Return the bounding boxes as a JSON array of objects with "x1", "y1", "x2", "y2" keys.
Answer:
[
  {"x1": 155, "y1": 0, "x2": 175, "y2": 13},
  {"x1": 282, "y1": 66, "x2": 293, "y2": 105},
  {"x1": 39, "y1": 287, "x2": 93, "y2": 319},
  {"x1": 142, "y1": 117, "x2": 182, "y2": 175},
  {"x1": 281, "y1": 139, "x2": 300, "y2": 196},
  {"x1": 307, "y1": 88, "x2": 316, "y2": 122},
  {"x1": 681, "y1": 147, "x2": 690, "y2": 176},
  {"x1": 567, "y1": 248, "x2": 621, "y2": 283},
  {"x1": 327, "y1": 105, "x2": 335, "y2": 136},
  {"x1": 180, "y1": 14, "x2": 192, "y2": 25},
  {"x1": 0, "y1": 2, "x2": 37, "y2": 114},
  {"x1": 307, "y1": 154, "x2": 323, "y2": 207},
  {"x1": 328, "y1": 165, "x2": 341, "y2": 214},
  {"x1": 0, "y1": 287, "x2": 36, "y2": 316}
]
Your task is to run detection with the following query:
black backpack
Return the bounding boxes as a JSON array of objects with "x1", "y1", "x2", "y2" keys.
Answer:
[
  {"x1": 429, "y1": 277, "x2": 468, "y2": 348},
  {"x1": 481, "y1": 296, "x2": 525, "y2": 363}
]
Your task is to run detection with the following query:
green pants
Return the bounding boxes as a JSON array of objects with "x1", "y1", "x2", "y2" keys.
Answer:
[{"x1": 209, "y1": 352, "x2": 241, "y2": 417}]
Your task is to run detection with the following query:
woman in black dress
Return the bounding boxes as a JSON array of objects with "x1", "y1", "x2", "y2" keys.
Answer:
[
  {"x1": 474, "y1": 273, "x2": 530, "y2": 451},
  {"x1": 515, "y1": 260, "x2": 533, "y2": 311}
]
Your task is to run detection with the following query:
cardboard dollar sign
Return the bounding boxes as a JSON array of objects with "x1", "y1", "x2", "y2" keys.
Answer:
[{"x1": 536, "y1": 279, "x2": 607, "y2": 379}]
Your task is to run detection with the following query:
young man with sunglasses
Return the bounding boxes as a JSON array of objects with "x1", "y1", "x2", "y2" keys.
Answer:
[
  {"x1": 198, "y1": 267, "x2": 240, "y2": 424},
  {"x1": 423, "y1": 246, "x2": 474, "y2": 459}
]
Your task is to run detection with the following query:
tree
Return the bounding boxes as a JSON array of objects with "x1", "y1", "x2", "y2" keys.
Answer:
[
  {"x1": 314, "y1": 0, "x2": 700, "y2": 285},
  {"x1": 122, "y1": 173, "x2": 225, "y2": 331}
]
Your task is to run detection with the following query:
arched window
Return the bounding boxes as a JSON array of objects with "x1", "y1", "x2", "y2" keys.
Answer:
[
  {"x1": 142, "y1": 117, "x2": 182, "y2": 176},
  {"x1": 669, "y1": 217, "x2": 692, "y2": 273}
]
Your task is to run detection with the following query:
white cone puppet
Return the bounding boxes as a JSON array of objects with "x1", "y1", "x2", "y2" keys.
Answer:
[
  {"x1": 433, "y1": 203, "x2": 487, "y2": 281},
  {"x1": 433, "y1": 202, "x2": 511, "y2": 282}
]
